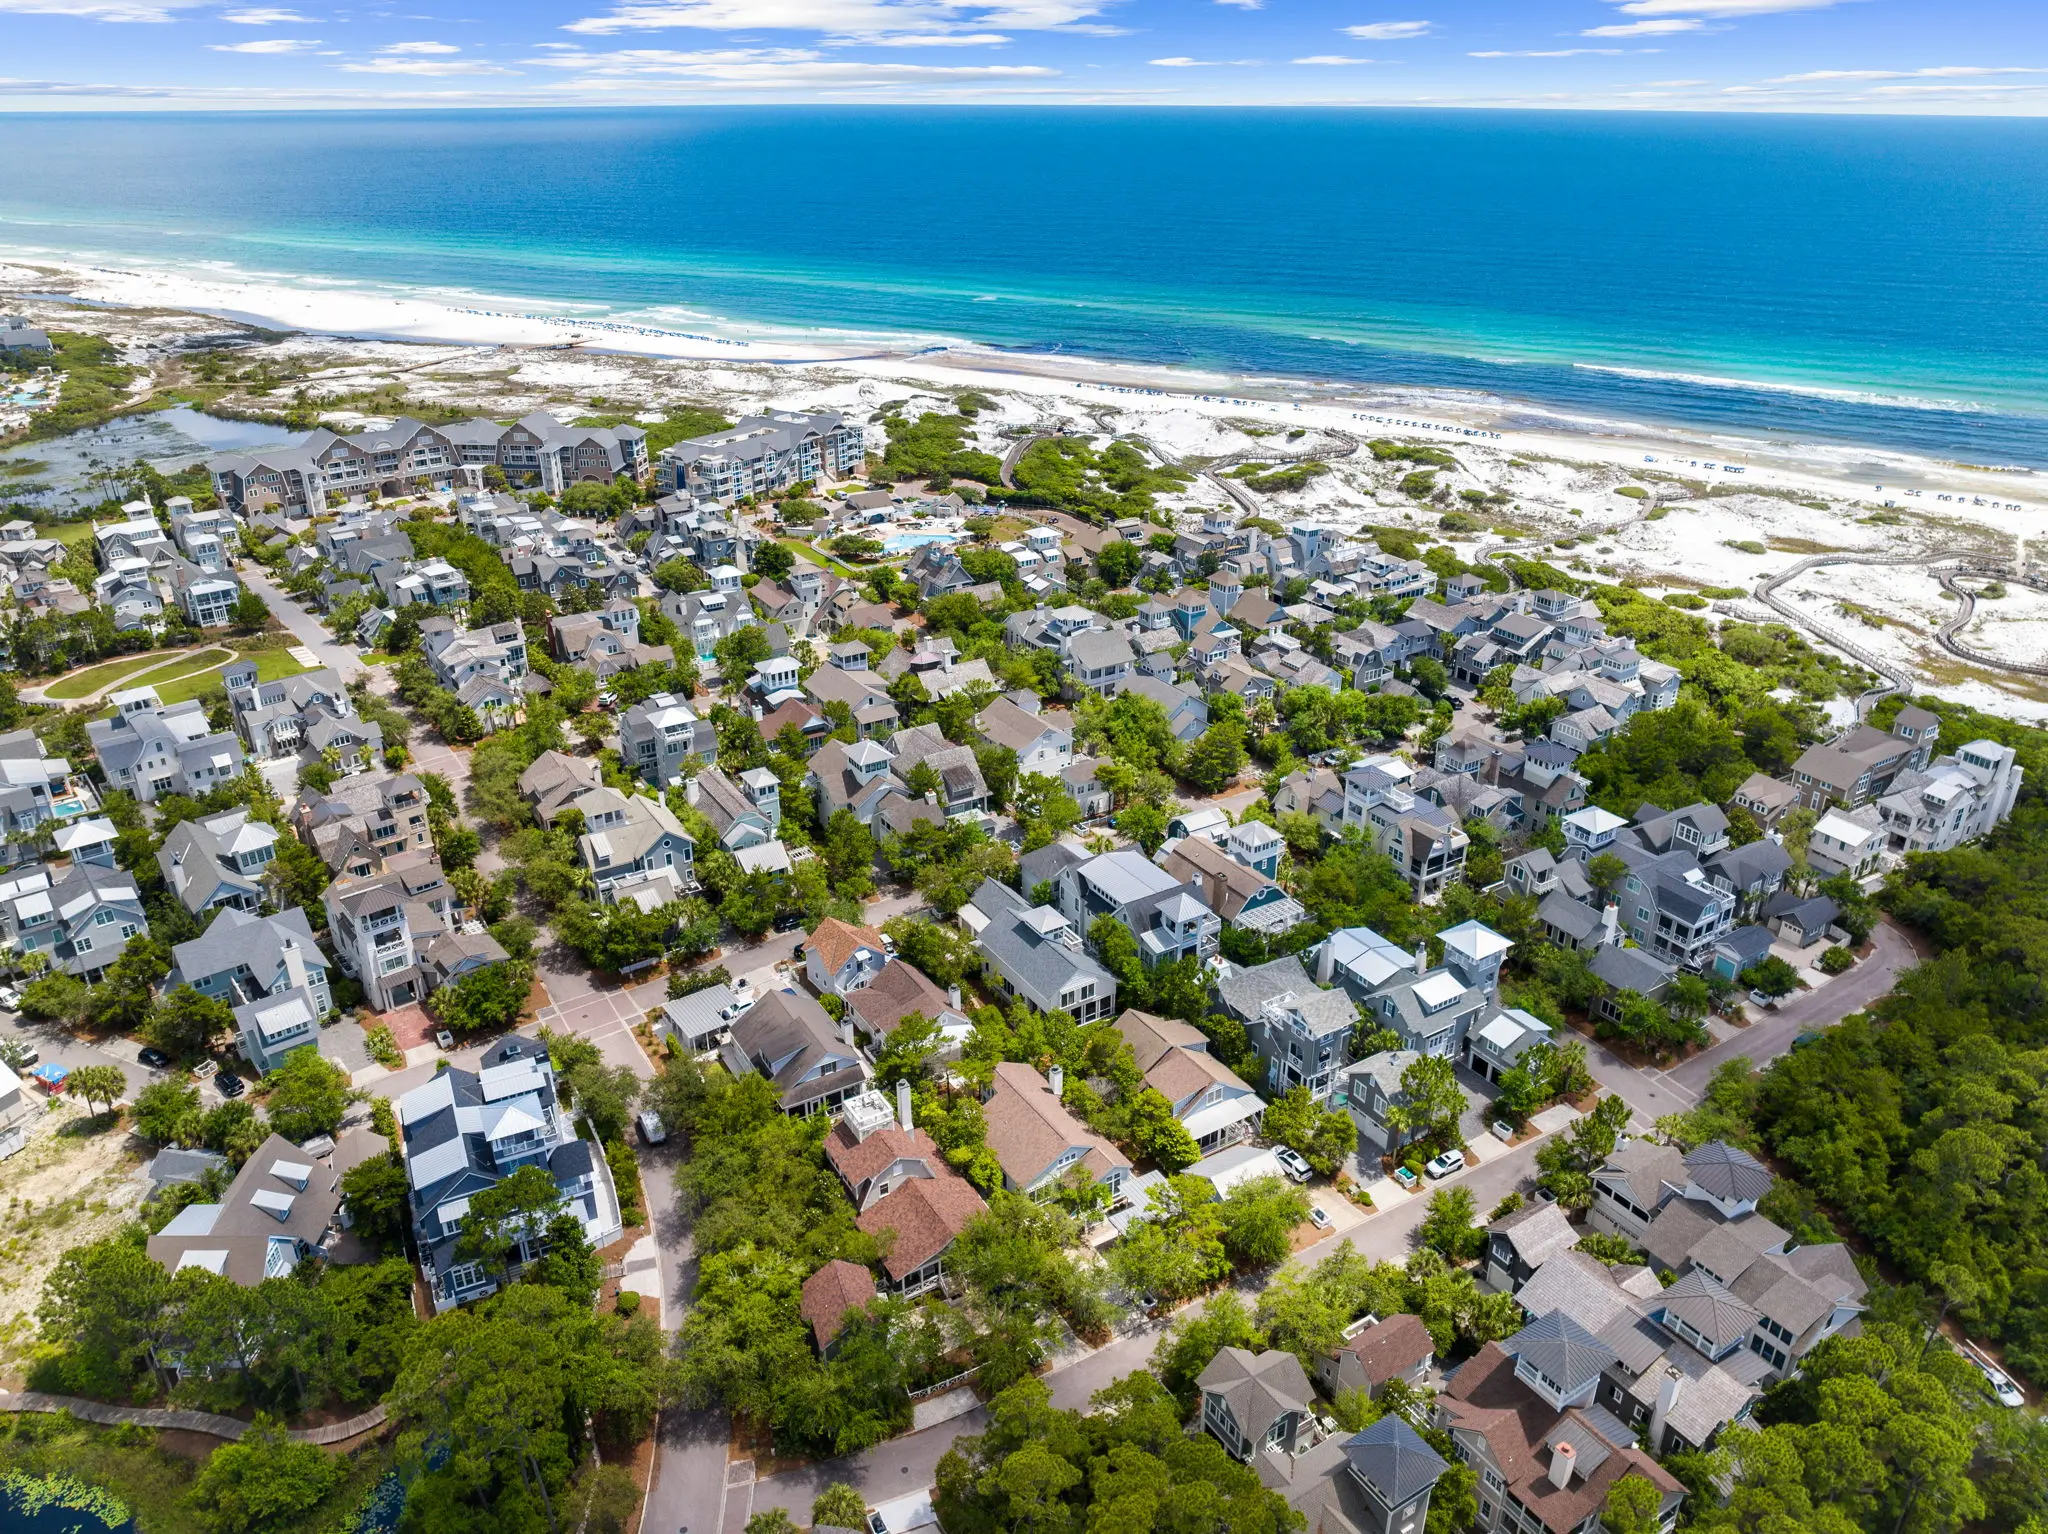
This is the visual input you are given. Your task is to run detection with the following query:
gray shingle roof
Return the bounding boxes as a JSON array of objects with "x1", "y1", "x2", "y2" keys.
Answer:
[
  {"x1": 1683, "y1": 1141, "x2": 1774, "y2": 1206},
  {"x1": 1504, "y1": 1309, "x2": 1620, "y2": 1396},
  {"x1": 1343, "y1": 1415, "x2": 1449, "y2": 1508}
]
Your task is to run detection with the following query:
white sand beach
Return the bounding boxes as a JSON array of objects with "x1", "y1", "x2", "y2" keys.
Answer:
[{"x1": 5, "y1": 249, "x2": 2046, "y2": 720}]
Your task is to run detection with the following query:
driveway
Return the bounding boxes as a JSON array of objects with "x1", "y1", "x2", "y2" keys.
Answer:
[
  {"x1": 238, "y1": 566, "x2": 367, "y2": 681},
  {"x1": 1589, "y1": 917, "x2": 1916, "y2": 1120},
  {"x1": 3, "y1": 1010, "x2": 162, "y2": 1107}
]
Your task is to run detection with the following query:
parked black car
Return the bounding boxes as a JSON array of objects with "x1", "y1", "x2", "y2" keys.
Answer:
[
  {"x1": 137, "y1": 1046, "x2": 171, "y2": 1070},
  {"x1": 216, "y1": 1072, "x2": 246, "y2": 1098}
]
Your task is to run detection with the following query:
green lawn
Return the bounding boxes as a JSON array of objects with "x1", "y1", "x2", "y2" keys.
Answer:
[
  {"x1": 43, "y1": 650, "x2": 181, "y2": 701},
  {"x1": 148, "y1": 645, "x2": 311, "y2": 706},
  {"x1": 32, "y1": 520, "x2": 95, "y2": 550}
]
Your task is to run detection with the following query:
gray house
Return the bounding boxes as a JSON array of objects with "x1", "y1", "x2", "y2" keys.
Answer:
[{"x1": 966, "y1": 878, "x2": 1117, "y2": 1025}]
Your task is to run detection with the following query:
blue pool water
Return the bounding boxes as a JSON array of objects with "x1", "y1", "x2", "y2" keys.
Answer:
[
  {"x1": 1, "y1": 109, "x2": 2046, "y2": 463},
  {"x1": 882, "y1": 531, "x2": 964, "y2": 554}
]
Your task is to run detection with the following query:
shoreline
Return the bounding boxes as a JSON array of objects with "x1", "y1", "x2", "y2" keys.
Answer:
[{"x1": 7, "y1": 246, "x2": 2048, "y2": 485}]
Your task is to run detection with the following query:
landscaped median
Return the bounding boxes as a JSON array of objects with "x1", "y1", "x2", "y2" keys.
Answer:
[{"x1": 39, "y1": 641, "x2": 312, "y2": 707}]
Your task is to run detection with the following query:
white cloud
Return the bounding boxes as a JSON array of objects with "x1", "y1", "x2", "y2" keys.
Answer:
[
  {"x1": 1471, "y1": 47, "x2": 1628, "y2": 56},
  {"x1": 1585, "y1": 19, "x2": 1700, "y2": 35},
  {"x1": 0, "y1": 0, "x2": 202, "y2": 19},
  {"x1": 1294, "y1": 54, "x2": 1377, "y2": 64},
  {"x1": 219, "y1": 6, "x2": 310, "y2": 19},
  {"x1": 380, "y1": 40, "x2": 461, "y2": 53},
  {"x1": 1768, "y1": 66, "x2": 2042, "y2": 83},
  {"x1": 209, "y1": 35, "x2": 321, "y2": 49},
  {"x1": 524, "y1": 45, "x2": 1055, "y2": 87},
  {"x1": 1341, "y1": 20, "x2": 1428, "y2": 39},
  {"x1": 1148, "y1": 55, "x2": 1264, "y2": 65},
  {"x1": 563, "y1": 0, "x2": 1113, "y2": 41},
  {"x1": 340, "y1": 55, "x2": 518, "y2": 73},
  {"x1": 1214, "y1": 0, "x2": 1262, "y2": 9},
  {"x1": 1617, "y1": 0, "x2": 1841, "y2": 12}
]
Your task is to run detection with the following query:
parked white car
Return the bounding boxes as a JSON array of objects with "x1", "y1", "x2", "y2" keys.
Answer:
[
  {"x1": 1425, "y1": 1148, "x2": 1467, "y2": 1180},
  {"x1": 1274, "y1": 1147, "x2": 1313, "y2": 1183},
  {"x1": 1964, "y1": 1342, "x2": 2025, "y2": 1408},
  {"x1": 637, "y1": 1110, "x2": 668, "y2": 1146}
]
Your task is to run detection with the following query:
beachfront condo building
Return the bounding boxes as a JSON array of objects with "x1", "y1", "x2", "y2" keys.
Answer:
[
  {"x1": 206, "y1": 412, "x2": 648, "y2": 514},
  {"x1": 655, "y1": 412, "x2": 867, "y2": 505}
]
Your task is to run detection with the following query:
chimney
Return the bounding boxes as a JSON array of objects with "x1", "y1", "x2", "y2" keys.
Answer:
[
  {"x1": 947, "y1": 983, "x2": 962, "y2": 1009},
  {"x1": 1048, "y1": 1064, "x2": 1065, "y2": 1098},
  {"x1": 1600, "y1": 903, "x2": 1619, "y2": 947},
  {"x1": 1649, "y1": 1366, "x2": 1684, "y2": 1448},
  {"x1": 1413, "y1": 943, "x2": 1428, "y2": 977},
  {"x1": 841, "y1": 1018, "x2": 857, "y2": 1052},
  {"x1": 281, "y1": 936, "x2": 309, "y2": 993},
  {"x1": 1316, "y1": 940, "x2": 1336, "y2": 986},
  {"x1": 1549, "y1": 1441, "x2": 1576, "y2": 1491},
  {"x1": 897, "y1": 1079, "x2": 914, "y2": 1135}
]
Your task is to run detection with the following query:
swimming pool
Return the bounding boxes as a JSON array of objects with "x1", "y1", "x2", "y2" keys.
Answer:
[{"x1": 881, "y1": 531, "x2": 963, "y2": 554}]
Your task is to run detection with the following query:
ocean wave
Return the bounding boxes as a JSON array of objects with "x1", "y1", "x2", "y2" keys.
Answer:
[{"x1": 1569, "y1": 361, "x2": 2013, "y2": 417}]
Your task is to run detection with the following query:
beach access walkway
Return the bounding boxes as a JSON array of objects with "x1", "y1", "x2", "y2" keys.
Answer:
[{"x1": 0, "y1": 1388, "x2": 386, "y2": 1445}]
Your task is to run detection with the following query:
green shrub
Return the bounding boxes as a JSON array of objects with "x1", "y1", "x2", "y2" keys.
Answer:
[
  {"x1": 1818, "y1": 945, "x2": 1856, "y2": 975},
  {"x1": 1725, "y1": 539, "x2": 1768, "y2": 555},
  {"x1": 1615, "y1": 485, "x2": 1648, "y2": 500},
  {"x1": 605, "y1": 1136, "x2": 645, "y2": 1227},
  {"x1": 616, "y1": 1290, "x2": 641, "y2": 1316},
  {"x1": 364, "y1": 1024, "x2": 402, "y2": 1068},
  {"x1": 1399, "y1": 471, "x2": 1437, "y2": 499},
  {"x1": 1663, "y1": 593, "x2": 1707, "y2": 611}
]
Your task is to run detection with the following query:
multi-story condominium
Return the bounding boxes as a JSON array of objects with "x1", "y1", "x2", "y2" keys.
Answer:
[
  {"x1": 399, "y1": 1036, "x2": 620, "y2": 1311},
  {"x1": 1789, "y1": 706, "x2": 1937, "y2": 811},
  {"x1": 0, "y1": 861, "x2": 146, "y2": 983},
  {"x1": 655, "y1": 411, "x2": 866, "y2": 503},
  {"x1": 1873, "y1": 736, "x2": 2023, "y2": 856},
  {"x1": 618, "y1": 692, "x2": 717, "y2": 787},
  {"x1": 966, "y1": 878, "x2": 1117, "y2": 1025},
  {"x1": 207, "y1": 413, "x2": 648, "y2": 514},
  {"x1": 575, "y1": 790, "x2": 697, "y2": 906},
  {"x1": 86, "y1": 690, "x2": 245, "y2": 805},
  {"x1": 322, "y1": 858, "x2": 464, "y2": 1012},
  {"x1": 1051, "y1": 848, "x2": 1221, "y2": 968},
  {"x1": 156, "y1": 808, "x2": 277, "y2": 916}
]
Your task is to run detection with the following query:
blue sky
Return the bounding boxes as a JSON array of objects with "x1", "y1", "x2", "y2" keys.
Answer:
[{"x1": 0, "y1": 0, "x2": 2042, "y2": 110}]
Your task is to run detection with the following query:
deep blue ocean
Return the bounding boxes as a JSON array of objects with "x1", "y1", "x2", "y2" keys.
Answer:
[{"x1": 2, "y1": 108, "x2": 2046, "y2": 464}]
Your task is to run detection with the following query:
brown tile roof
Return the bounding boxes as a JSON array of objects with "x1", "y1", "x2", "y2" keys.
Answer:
[
  {"x1": 800, "y1": 1259, "x2": 877, "y2": 1349},
  {"x1": 858, "y1": 1169, "x2": 986, "y2": 1280},
  {"x1": 808, "y1": 916, "x2": 887, "y2": 976},
  {"x1": 984, "y1": 1060, "x2": 1130, "y2": 1191},
  {"x1": 757, "y1": 697, "x2": 825, "y2": 742},
  {"x1": 845, "y1": 958, "x2": 955, "y2": 1037},
  {"x1": 1439, "y1": 1344, "x2": 1682, "y2": 1534},
  {"x1": 1333, "y1": 1312, "x2": 1434, "y2": 1387},
  {"x1": 824, "y1": 1119, "x2": 943, "y2": 1193},
  {"x1": 1111, "y1": 1007, "x2": 1207, "y2": 1068}
]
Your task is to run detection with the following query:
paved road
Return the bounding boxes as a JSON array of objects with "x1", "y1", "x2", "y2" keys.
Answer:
[
  {"x1": 240, "y1": 566, "x2": 366, "y2": 680},
  {"x1": 736, "y1": 1131, "x2": 1551, "y2": 1527}
]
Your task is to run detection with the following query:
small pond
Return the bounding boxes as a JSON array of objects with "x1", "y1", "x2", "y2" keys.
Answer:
[{"x1": 0, "y1": 407, "x2": 303, "y2": 510}]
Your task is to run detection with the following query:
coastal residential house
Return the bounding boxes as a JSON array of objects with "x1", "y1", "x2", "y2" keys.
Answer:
[
  {"x1": 146, "y1": 1130, "x2": 388, "y2": 1286},
  {"x1": 966, "y1": 879, "x2": 1118, "y2": 1025},
  {"x1": 618, "y1": 692, "x2": 718, "y2": 787},
  {"x1": 1483, "y1": 1199, "x2": 1580, "y2": 1294},
  {"x1": 687, "y1": 765, "x2": 781, "y2": 849},
  {"x1": 801, "y1": 1260, "x2": 879, "y2": 1355},
  {"x1": 973, "y1": 694, "x2": 1074, "y2": 778},
  {"x1": 1112, "y1": 1008, "x2": 1265, "y2": 1155},
  {"x1": 983, "y1": 1060, "x2": 1131, "y2": 1204},
  {"x1": 719, "y1": 988, "x2": 872, "y2": 1116},
  {"x1": 398, "y1": 1036, "x2": 621, "y2": 1311},
  {"x1": 1218, "y1": 954, "x2": 1364, "y2": 1103},
  {"x1": 1158, "y1": 833, "x2": 1306, "y2": 937},
  {"x1": 805, "y1": 917, "x2": 891, "y2": 997},
  {"x1": 1316, "y1": 1313, "x2": 1436, "y2": 1404},
  {"x1": 1198, "y1": 1347, "x2": 1319, "y2": 1463},
  {"x1": 823, "y1": 1085, "x2": 986, "y2": 1297},
  {"x1": 518, "y1": 749, "x2": 603, "y2": 826},
  {"x1": 1436, "y1": 1314, "x2": 1687, "y2": 1534},
  {"x1": 844, "y1": 958, "x2": 972, "y2": 1047},
  {"x1": 1789, "y1": 708, "x2": 1936, "y2": 811},
  {"x1": 86, "y1": 692, "x2": 245, "y2": 806},
  {"x1": 0, "y1": 862, "x2": 147, "y2": 984},
  {"x1": 577, "y1": 792, "x2": 697, "y2": 906},
  {"x1": 156, "y1": 807, "x2": 278, "y2": 916},
  {"x1": 1051, "y1": 848, "x2": 1221, "y2": 968},
  {"x1": 1873, "y1": 736, "x2": 2024, "y2": 856},
  {"x1": 321, "y1": 860, "x2": 463, "y2": 1012}
]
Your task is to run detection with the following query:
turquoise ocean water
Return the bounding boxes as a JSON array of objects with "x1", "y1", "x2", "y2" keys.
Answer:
[{"x1": 1, "y1": 108, "x2": 2045, "y2": 464}]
